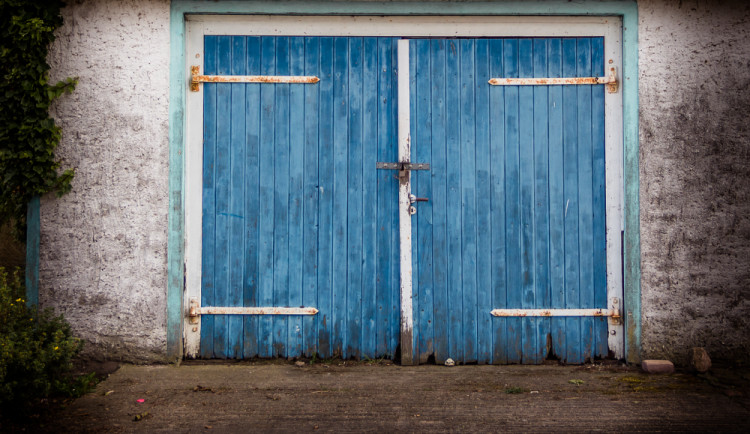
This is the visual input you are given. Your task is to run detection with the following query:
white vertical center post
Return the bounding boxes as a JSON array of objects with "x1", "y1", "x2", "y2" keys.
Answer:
[{"x1": 397, "y1": 39, "x2": 415, "y2": 365}]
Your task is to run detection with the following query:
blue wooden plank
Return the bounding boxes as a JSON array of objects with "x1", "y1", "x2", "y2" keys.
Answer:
[
  {"x1": 474, "y1": 39, "x2": 492, "y2": 364},
  {"x1": 591, "y1": 37, "x2": 609, "y2": 358},
  {"x1": 346, "y1": 37, "x2": 364, "y2": 359},
  {"x1": 518, "y1": 38, "x2": 536, "y2": 364},
  {"x1": 272, "y1": 37, "x2": 291, "y2": 358},
  {"x1": 408, "y1": 40, "x2": 420, "y2": 362},
  {"x1": 547, "y1": 38, "x2": 566, "y2": 362},
  {"x1": 212, "y1": 35, "x2": 232, "y2": 359},
  {"x1": 429, "y1": 39, "x2": 449, "y2": 363},
  {"x1": 226, "y1": 35, "x2": 246, "y2": 359},
  {"x1": 331, "y1": 37, "x2": 349, "y2": 357},
  {"x1": 576, "y1": 38, "x2": 595, "y2": 361},
  {"x1": 361, "y1": 37, "x2": 379, "y2": 358},
  {"x1": 257, "y1": 36, "x2": 277, "y2": 358},
  {"x1": 316, "y1": 37, "x2": 335, "y2": 357},
  {"x1": 532, "y1": 38, "x2": 551, "y2": 363},
  {"x1": 562, "y1": 38, "x2": 582, "y2": 364},
  {"x1": 200, "y1": 35, "x2": 217, "y2": 358},
  {"x1": 243, "y1": 36, "x2": 261, "y2": 358},
  {"x1": 302, "y1": 37, "x2": 320, "y2": 357},
  {"x1": 458, "y1": 38, "x2": 478, "y2": 363},
  {"x1": 287, "y1": 37, "x2": 306, "y2": 358},
  {"x1": 413, "y1": 39, "x2": 434, "y2": 363},
  {"x1": 503, "y1": 39, "x2": 522, "y2": 364},
  {"x1": 375, "y1": 37, "x2": 394, "y2": 357},
  {"x1": 488, "y1": 39, "x2": 507, "y2": 364},
  {"x1": 444, "y1": 39, "x2": 463, "y2": 362},
  {"x1": 412, "y1": 40, "x2": 423, "y2": 363}
]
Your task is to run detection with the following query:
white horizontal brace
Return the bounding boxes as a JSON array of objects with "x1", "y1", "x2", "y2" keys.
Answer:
[
  {"x1": 193, "y1": 74, "x2": 320, "y2": 84},
  {"x1": 488, "y1": 77, "x2": 611, "y2": 86},
  {"x1": 190, "y1": 66, "x2": 319, "y2": 91},
  {"x1": 490, "y1": 308, "x2": 615, "y2": 318},
  {"x1": 489, "y1": 67, "x2": 618, "y2": 93},
  {"x1": 197, "y1": 306, "x2": 319, "y2": 315}
]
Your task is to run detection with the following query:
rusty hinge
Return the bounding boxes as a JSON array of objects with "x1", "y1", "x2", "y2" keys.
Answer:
[
  {"x1": 190, "y1": 66, "x2": 320, "y2": 92},
  {"x1": 489, "y1": 66, "x2": 619, "y2": 94},
  {"x1": 188, "y1": 298, "x2": 318, "y2": 324}
]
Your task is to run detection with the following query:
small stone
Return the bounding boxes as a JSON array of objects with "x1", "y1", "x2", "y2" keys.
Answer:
[
  {"x1": 445, "y1": 358, "x2": 455, "y2": 367},
  {"x1": 294, "y1": 361, "x2": 306, "y2": 367},
  {"x1": 641, "y1": 359, "x2": 675, "y2": 374},
  {"x1": 689, "y1": 347, "x2": 712, "y2": 373}
]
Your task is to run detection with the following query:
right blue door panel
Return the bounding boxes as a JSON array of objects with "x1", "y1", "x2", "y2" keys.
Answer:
[{"x1": 410, "y1": 38, "x2": 608, "y2": 364}]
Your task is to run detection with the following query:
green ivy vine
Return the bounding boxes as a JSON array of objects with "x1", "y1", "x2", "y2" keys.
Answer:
[{"x1": 0, "y1": 0, "x2": 75, "y2": 241}]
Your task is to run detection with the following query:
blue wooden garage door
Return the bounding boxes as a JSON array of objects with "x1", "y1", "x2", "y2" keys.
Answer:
[
  {"x1": 201, "y1": 36, "x2": 401, "y2": 359},
  {"x1": 201, "y1": 35, "x2": 608, "y2": 363},
  {"x1": 410, "y1": 38, "x2": 608, "y2": 364}
]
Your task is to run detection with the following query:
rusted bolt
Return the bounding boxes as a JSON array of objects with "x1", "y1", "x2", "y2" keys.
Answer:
[{"x1": 192, "y1": 327, "x2": 198, "y2": 332}]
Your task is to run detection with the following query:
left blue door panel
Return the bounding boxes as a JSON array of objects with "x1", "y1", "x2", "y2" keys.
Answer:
[{"x1": 201, "y1": 36, "x2": 400, "y2": 359}]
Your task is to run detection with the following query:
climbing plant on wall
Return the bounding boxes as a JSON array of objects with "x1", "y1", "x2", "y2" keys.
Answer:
[{"x1": 0, "y1": 0, "x2": 75, "y2": 241}]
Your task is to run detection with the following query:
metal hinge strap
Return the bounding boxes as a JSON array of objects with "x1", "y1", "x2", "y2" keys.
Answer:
[
  {"x1": 188, "y1": 298, "x2": 318, "y2": 323},
  {"x1": 190, "y1": 66, "x2": 320, "y2": 92},
  {"x1": 489, "y1": 67, "x2": 619, "y2": 94},
  {"x1": 490, "y1": 299, "x2": 622, "y2": 325},
  {"x1": 490, "y1": 308, "x2": 618, "y2": 318}
]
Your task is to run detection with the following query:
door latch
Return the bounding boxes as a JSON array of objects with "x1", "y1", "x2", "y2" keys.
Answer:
[
  {"x1": 408, "y1": 194, "x2": 429, "y2": 215},
  {"x1": 376, "y1": 162, "x2": 430, "y2": 179}
]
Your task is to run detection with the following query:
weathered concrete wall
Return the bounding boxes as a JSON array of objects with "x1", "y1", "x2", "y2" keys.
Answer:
[
  {"x1": 639, "y1": 0, "x2": 750, "y2": 364},
  {"x1": 43, "y1": 0, "x2": 171, "y2": 362}
]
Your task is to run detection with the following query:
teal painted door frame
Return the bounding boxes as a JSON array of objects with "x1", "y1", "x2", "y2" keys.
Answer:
[{"x1": 167, "y1": 1, "x2": 640, "y2": 363}]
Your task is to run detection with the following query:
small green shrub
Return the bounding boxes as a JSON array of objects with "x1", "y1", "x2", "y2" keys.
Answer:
[
  {"x1": 0, "y1": 267, "x2": 83, "y2": 410},
  {"x1": 54, "y1": 371, "x2": 98, "y2": 399}
]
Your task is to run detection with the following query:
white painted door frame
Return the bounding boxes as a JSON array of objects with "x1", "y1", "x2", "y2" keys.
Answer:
[
  {"x1": 183, "y1": 15, "x2": 624, "y2": 360},
  {"x1": 396, "y1": 40, "x2": 415, "y2": 364}
]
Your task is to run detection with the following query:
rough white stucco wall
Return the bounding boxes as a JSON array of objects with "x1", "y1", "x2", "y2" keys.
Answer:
[
  {"x1": 639, "y1": 0, "x2": 750, "y2": 364},
  {"x1": 44, "y1": 0, "x2": 171, "y2": 362}
]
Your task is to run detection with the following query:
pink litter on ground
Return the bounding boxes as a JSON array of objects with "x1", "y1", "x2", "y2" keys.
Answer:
[{"x1": 137, "y1": 399, "x2": 145, "y2": 403}]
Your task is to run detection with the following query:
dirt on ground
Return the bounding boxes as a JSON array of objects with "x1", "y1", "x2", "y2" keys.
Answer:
[{"x1": 6, "y1": 360, "x2": 750, "y2": 433}]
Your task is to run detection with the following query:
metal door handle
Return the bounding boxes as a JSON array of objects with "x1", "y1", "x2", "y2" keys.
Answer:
[{"x1": 409, "y1": 194, "x2": 429, "y2": 203}]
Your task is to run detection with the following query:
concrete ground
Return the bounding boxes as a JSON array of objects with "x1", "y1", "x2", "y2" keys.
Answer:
[{"x1": 25, "y1": 360, "x2": 750, "y2": 432}]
